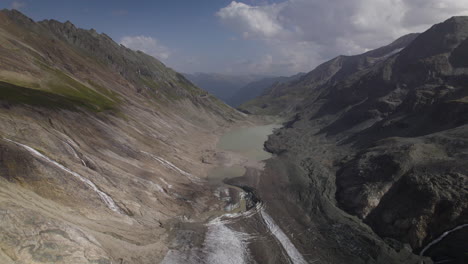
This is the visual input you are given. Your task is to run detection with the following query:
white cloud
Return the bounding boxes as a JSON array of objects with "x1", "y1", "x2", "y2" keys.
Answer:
[
  {"x1": 119, "y1": 36, "x2": 171, "y2": 60},
  {"x1": 234, "y1": 42, "x2": 321, "y2": 75},
  {"x1": 10, "y1": 1, "x2": 26, "y2": 10},
  {"x1": 217, "y1": 1, "x2": 284, "y2": 38},
  {"x1": 217, "y1": 0, "x2": 468, "y2": 74}
]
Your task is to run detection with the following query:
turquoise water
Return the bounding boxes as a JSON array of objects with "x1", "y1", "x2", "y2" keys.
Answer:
[
  {"x1": 217, "y1": 124, "x2": 279, "y2": 161},
  {"x1": 207, "y1": 124, "x2": 279, "y2": 183}
]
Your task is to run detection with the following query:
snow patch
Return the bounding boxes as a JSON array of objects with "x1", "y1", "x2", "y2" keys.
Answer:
[
  {"x1": 161, "y1": 217, "x2": 251, "y2": 263},
  {"x1": 204, "y1": 218, "x2": 251, "y2": 264}
]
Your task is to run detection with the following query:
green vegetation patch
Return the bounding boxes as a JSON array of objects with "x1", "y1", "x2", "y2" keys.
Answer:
[
  {"x1": 30, "y1": 60, "x2": 119, "y2": 111},
  {"x1": 0, "y1": 81, "x2": 110, "y2": 111},
  {"x1": 45, "y1": 68, "x2": 117, "y2": 111},
  {"x1": 86, "y1": 79, "x2": 121, "y2": 103}
]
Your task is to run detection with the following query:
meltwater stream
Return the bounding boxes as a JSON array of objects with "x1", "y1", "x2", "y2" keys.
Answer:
[
  {"x1": 3, "y1": 138, "x2": 121, "y2": 213},
  {"x1": 420, "y1": 224, "x2": 468, "y2": 256},
  {"x1": 141, "y1": 151, "x2": 201, "y2": 183}
]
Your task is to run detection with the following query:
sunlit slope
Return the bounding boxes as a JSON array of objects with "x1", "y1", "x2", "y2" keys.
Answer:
[
  {"x1": 0, "y1": 9, "x2": 234, "y2": 114},
  {"x1": 0, "y1": 9, "x2": 244, "y2": 264}
]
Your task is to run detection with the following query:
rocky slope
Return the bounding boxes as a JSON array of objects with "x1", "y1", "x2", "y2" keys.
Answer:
[
  {"x1": 244, "y1": 17, "x2": 468, "y2": 263},
  {"x1": 240, "y1": 33, "x2": 419, "y2": 115},
  {"x1": 0, "y1": 9, "x2": 246, "y2": 264}
]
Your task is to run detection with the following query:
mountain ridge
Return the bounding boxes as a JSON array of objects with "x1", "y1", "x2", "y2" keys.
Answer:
[
  {"x1": 239, "y1": 33, "x2": 420, "y2": 115},
  {"x1": 227, "y1": 73, "x2": 305, "y2": 107},
  {"x1": 242, "y1": 16, "x2": 468, "y2": 263},
  {"x1": 183, "y1": 72, "x2": 273, "y2": 105},
  {"x1": 0, "y1": 9, "x2": 227, "y2": 109},
  {"x1": 0, "y1": 9, "x2": 247, "y2": 264}
]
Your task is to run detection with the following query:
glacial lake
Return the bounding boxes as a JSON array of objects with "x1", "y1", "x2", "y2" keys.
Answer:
[
  {"x1": 217, "y1": 123, "x2": 280, "y2": 161},
  {"x1": 207, "y1": 123, "x2": 280, "y2": 183}
]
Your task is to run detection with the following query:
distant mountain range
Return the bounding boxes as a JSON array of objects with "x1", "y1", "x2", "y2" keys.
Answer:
[
  {"x1": 240, "y1": 33, "x2": 420, "y2": 114},
  {"x1": 184, "y1": 72, "x2": 305, "y2": 107},
  {"x1": 227, "y1": 73, "x2": 305, "y2": 107},
  {"x1": 183, "y1": 72, "x2": 269, "y2": 104}
]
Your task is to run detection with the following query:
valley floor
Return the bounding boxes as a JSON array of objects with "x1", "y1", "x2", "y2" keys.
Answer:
[{"x1": 160, "y1": 120, "x2": 309, "y2": 263}]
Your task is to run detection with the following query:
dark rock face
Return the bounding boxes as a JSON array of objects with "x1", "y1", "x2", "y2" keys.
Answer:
[
  {"x1": 249, "y1": 16, "x2": 468, "y2": 263},
  {"x1": 337, "y1": 134, "x2": 468, "y2": 250}
]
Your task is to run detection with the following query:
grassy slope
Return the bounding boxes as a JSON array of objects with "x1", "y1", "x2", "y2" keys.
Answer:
[{"x1": 0, "y1": 9, "x2": 234, "y2": 116}]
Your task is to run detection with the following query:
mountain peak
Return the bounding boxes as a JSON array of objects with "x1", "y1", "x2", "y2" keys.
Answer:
[
  {"x1": 446, "y1": 15, "x2": 468, "y2": 24},
  {"x1": 397, "y1": 16, "x2": 468, "y2": 63},
  {"x1": 0, "y1": 8, "x2": 35, "y2": 25}
]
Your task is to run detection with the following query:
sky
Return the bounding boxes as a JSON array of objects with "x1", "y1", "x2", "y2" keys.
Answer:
[{"x1": 2, "y1": 0, "x2": 468, "y2": 76}]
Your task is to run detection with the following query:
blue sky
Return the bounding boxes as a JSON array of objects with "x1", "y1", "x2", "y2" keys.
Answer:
[
  {"x1": 1, "y1": 0, "x2": 257, "y2": 74},
  {"x1": 2, "y1": 0, "x2": 468, "y2": 75}
]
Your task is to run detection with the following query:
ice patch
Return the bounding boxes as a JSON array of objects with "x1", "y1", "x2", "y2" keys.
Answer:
[
  {"x1": 161, "y1": 217, "x2": 251, "y2": 264},
  {"x1": 224, "y1": 202, "x2": 239, "y2": 212},
  {"x1": 204, "y1": 218, "x2": 251, "y2": 264},
  {"x1": 260, "y1": 208, "x2": 307, "y2": 264},
  {"x1": 3, "y1": 138, "x2": 121, "y2": 213}
]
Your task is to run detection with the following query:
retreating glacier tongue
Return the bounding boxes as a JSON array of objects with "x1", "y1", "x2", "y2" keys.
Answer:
[
  {"x1": 161, "y1": 217, "x2": 250, "y2": 264},
  {"x1": 204, "y1": 218, "x2": 250, "y2": 264}
]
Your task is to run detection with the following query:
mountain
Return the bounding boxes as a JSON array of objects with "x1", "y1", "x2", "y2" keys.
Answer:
[
  {"x1": 0, "y1": 9, "x2": 244, "y2": 263},
  {"x1": 183, "y1": 72, "x2": 269, "y2": 105},
  {"x1": 1, "y1": 8, "x2": 466, "y2": 264},
  {"x1": 226, "y1": 73, "x2": 305, "y2": 107},
  {"x1": 240, "y1": 33, "x2": 420, "y2": 115},
  {"x1": 241, "y1": 17, "x2": 468, "y2": 263}
]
